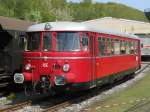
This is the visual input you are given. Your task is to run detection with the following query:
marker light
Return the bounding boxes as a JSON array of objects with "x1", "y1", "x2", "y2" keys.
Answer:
[
  {"x1": 63, "y1": 64, "x2": 70, "y2": 72},
  {"x1": 25, "y1": 64, "x2": 31, "y2": 71}
]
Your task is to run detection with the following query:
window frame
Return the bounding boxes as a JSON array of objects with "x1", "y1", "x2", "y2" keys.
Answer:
[
  {"x1": 55, "y1": 31, "x2": 81, "y2": 52},
  {"x1": 81, "y1": 32, "x2": 90, "y2": 52},
  {"x1": 42, "y1": 32, "x2": 52, "y2": 52},
  {"x1": 25, "y1": 32, "x2": 41, "y2": 51},
  {"x1": 97, "y1": 34, "x2": 139, "y2": 57}
]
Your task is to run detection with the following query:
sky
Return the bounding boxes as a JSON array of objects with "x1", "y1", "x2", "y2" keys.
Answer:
[{"x1": 68, "y1": 0, "x2": 150, "y2": 11}]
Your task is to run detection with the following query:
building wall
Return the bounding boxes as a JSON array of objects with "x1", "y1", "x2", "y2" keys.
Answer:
[{"x1": 83, "y1": 17, "x2": 150, "y2": 34}]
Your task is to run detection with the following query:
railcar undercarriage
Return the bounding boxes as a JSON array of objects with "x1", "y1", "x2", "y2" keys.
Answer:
[{"x1": 24, "y1": 76, "x2": 57, "y2": 96}]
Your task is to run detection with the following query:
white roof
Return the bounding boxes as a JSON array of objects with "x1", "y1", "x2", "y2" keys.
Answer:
[
  {"x1": 27, "y1": 21, "x2": 139, "y2": 40},
  {"x1": 83, "y1": 17, "x2": 150, "y2": 34}
]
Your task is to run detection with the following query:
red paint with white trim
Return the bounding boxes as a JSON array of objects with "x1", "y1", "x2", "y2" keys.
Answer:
[{"x1": 19, "y1": 22, "x2": 141, "y2": 94}]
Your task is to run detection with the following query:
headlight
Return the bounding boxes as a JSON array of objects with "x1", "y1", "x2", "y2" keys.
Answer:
[
  {"x1": 63, "y1": 64, "x2": 70, "y2": 72},
  {"x1": 54, "y1": 75, "x2": 66, "y2": 85},
  {"x1": 14, "y1": 73, "x2": 24, "y2": 84},
  {"x1": 25, "y1": 64, "x2": 31, "y2": 71}
]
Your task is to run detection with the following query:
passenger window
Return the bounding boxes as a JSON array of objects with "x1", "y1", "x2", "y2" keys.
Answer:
[
  {"x1": 98, "y1": 37, "x2": 106, "y2": 56},
  {"x1": 111, "y1": 39, "x2": 114, "y2": 55},
  {"x1": 120, "y1": 40, "x2": 126, "y2": 54},
  {"x1": 126, "y1": 41, "x2": 130, "y2": 54},
  {"x1": 130, "y1": 41, "x2": 134, "y2": 54},
  {"x1": 107, "y1": 38, "x2": 111, "y2": 56},
  {"x1": 114, "y1": 39, "x2": 120, "y2": 55},
  {"x1": 135, "y1": 41, "x2": 138, "y2": 54},
  {"x1": 82, "y1": 33, "x2": 89, "y2": 51}
]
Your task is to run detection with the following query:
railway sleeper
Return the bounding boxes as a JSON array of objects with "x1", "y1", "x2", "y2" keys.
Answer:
[
  {"x1": 0, "y1": 72, "x2": 11, "y2": 80},
  {"x1": 0, "y1": 82, "x2": 9, "y2": 88},
  {"x1": 0, "y1": 74, "x2": 10, "y2": 80}
]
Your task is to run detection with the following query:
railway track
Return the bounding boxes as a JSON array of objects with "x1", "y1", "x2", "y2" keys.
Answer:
[
  {"x1": 137, "y1": 62, "x2": 150, "y2": 74},
  {"x1": 43, "y1": 101, "x2": 71, "y2": 112},
  {"x1": 42, "y1": 93, "x2": 92, "y2": 112},
  {"x1": 0, "y1": 100, "x2": 32, "y2": 112}
]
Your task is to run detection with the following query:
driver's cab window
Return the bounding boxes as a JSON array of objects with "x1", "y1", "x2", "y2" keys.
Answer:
[
  {"x1": 43, "y1": 32, "x2": 52, "y2": 51},
  {"x1": 82, "y1": 32, "x2": 89, "y2": 51}
]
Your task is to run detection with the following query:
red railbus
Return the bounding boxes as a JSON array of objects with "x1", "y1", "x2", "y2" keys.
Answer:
[{"x1": 14, "y1": 22, "x2": 141, "y2": 95}]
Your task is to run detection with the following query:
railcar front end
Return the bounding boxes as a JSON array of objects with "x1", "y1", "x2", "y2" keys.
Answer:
[{"x1": 14, "y1": 29, "x2": 94, "y2": 95}]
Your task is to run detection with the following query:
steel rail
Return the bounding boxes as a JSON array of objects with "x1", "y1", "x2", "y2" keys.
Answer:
[
  {"x1": 44, "y1": 101, "x2": 71, "y2": 112},
  {"x1": 136, "y1": 62, "x2": 150, "y2": 74},
  {"x1": 0, "y1": 100, "x2": 32, "y2": 112}
]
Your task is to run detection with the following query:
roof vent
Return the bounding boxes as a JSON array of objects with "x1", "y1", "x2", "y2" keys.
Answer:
[{"x1": 44, "y1": 23, "x2": 51, "y2": 30}]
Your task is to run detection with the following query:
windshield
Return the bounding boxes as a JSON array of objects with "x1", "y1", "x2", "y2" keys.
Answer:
[
  {"x1": 26, "y1": 32, "x2": 40, "y2": 51},
  {"x1": 43, "y1": 32, "x2": 52, "y2": 51},
  {"x1": 56, "y1": 32, "x2": 80, "y2": 51}
]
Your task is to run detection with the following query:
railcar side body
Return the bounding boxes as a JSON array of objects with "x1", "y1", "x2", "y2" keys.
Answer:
[{"x1": 14, "y1": 22, "x2": 141, "y2": 95}]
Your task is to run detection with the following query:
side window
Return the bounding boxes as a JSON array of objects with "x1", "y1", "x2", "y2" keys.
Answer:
[
  {"x1": 107, "y1": 38, "x2": 111, "y2": 56},
  {"x1": 126, "y1": 41, "x2": 130, "y2": 54},
  {"x1": 114, "y1": 39, "x2": 120, "y2": 55},
  {"x1": 120, "y1": 40, "x2": 126, "y2": 54},
  {"x1": 111, "y1": 39, "x2": 114, "y2": 55},
  {"x1": 82, "y1": 33, "x2": 89, "y2": 51},
  {"x1": 135, "y1": 41, "x2": 138, "y2": 54},
  {"x1": 130, "y1": 41, "x2": 135, "y2": 54},
  {"x1": 98, "y1": 37, "x2": 106, "y2": 56}
]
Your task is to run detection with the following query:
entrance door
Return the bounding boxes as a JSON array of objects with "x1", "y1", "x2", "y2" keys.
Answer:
[{"x1": 90, "y1": 33, "x2": 96, "y2": 88}]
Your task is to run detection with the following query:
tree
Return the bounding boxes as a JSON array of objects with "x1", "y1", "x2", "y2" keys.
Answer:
[
  {"x1": 0, "y1": 0, "x2": 147, "y2": 22},
  {"x1": 81, "y1": 0, "x2": 92, "y2": 3},
  {"x1": 0, "y1": 0, "x2": 16, "y2": 17},
  {"x1": 50, "y1": 0, "x2": 73, "y2": 21}
]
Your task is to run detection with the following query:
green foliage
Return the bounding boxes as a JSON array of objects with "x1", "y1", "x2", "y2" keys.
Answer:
[
  {"x1": 70, "y1": 2, "x2": 147, "y2": 22},
  {"x1": 7, "y1": 93, "x2": 16, "y2": 100},
  {"x1": 0, "y1": 0, "x2": 16, "y2": 17},
  {"x1": 0, "y1": 0, "x2": 147, "y2": 22}
]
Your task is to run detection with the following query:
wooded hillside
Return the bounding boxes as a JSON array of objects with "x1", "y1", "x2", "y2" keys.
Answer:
[{"x1": 0, "y1": 0, "x2": 147, "y2": 22}]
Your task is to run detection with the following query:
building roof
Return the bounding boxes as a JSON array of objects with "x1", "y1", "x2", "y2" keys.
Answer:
[
  {"x1": 83, "y1": 17, "x2": 150, "y2": 34},
  {"x1": 0, "y1": 16, "x2": 33, "y2": 31},
  {"x1": 27, "y1": 21, "x2": 139, "y2": 39}
]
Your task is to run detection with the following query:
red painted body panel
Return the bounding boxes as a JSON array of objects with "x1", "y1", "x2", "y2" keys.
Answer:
[
  {"x1": 23, "y1": 52, "x2": 93, "y2": 84},
  {"x1": 96, "y1": 55, "x2": 139, "y2": 79},
  {"x1": 22, "y1": 31, "x2": 141, "y2": 92}
]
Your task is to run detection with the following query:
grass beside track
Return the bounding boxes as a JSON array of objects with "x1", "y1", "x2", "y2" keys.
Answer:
[{"x1": 86, "y1": 71, "x2": 150, "y2": 112}]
